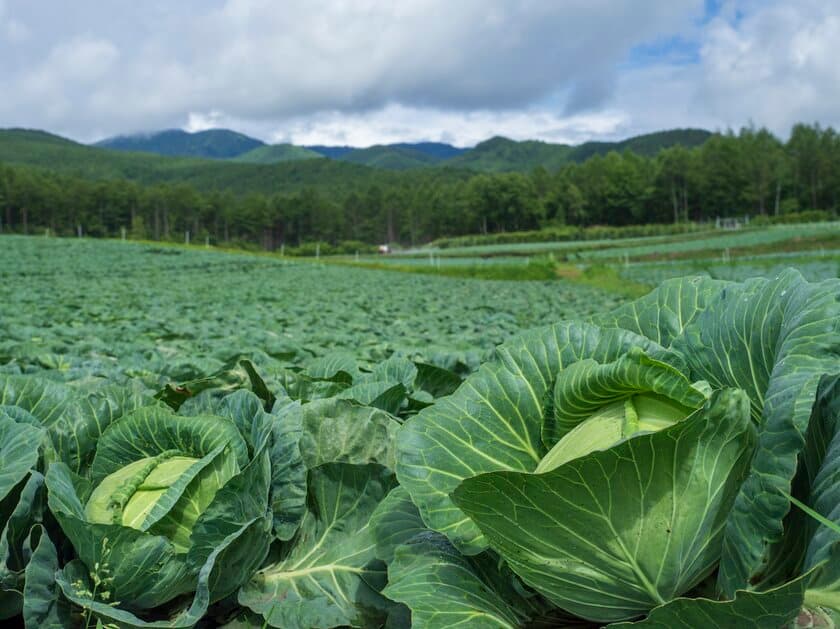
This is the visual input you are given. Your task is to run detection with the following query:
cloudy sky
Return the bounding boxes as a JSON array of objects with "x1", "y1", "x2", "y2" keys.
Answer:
[{"x1": 1, "y1": 0, "x2": 838, "y2": 146}]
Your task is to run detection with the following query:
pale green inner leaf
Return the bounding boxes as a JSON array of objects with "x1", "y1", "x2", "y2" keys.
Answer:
[{"x1": 537, "y1": 393, "x2": 693, "y2": 472}]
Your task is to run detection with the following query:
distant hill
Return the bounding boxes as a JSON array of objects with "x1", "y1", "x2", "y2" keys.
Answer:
[
  {"x1": 0, "y1": 128, "x2": 412, "y2": 196},
  {"x1": 444, "y1": 129, "x2": 713, "y2": 172},
  {"x1": 1, "y1": 126, "x2": 714, "y2": 196},
  {"x1": 233, "y1": 144, "x2": 324, "y2": 164},
  {"x1": 305, "y1": 145, "x2": 356, "y2": 159},
  {"x1": 94, "y1": 128, "x2": 265, "y2": 159},
  {"x1": 566, "y1": 129, "x2": 713, "y2": 162},
  {"x1": 307, "y1": 141, "x2": 467, "y2": 166},
  {"x1": 88, "y1": 128, "x2": 709, "y2": 172},
  {"x1": 389, "y1": 142, "x2": 467, "y2": 160},
  {"x1": 337, "y1": 145, "x2": 440, "y2": 170},
  {"x1": 446, "y1": 137, "x2": 574, "y2": 172}
]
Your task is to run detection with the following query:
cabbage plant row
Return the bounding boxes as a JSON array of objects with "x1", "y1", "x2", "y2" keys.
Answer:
[{"x1": 1, "y1": 269, "x2": 838, "y2": 627}]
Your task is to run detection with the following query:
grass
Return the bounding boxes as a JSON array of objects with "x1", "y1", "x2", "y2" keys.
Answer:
[
  {"x1": 328, "y1": 257, "x2": 559, "y2": 281},
  {"x1": 555, "y1": 264, "x2": 653, "y2": 299}
]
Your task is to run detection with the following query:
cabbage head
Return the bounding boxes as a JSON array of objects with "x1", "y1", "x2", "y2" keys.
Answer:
[
  {"x1": 46, "y1": 404, "x2": 272, "y2": 622},
  {"x1": 394, "y1": 272, "x2": 840, "y2": 625}
]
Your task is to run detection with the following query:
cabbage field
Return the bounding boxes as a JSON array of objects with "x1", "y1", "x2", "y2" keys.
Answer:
[{"x1": 1, "y1": 235, "x2": 838, "y2": 628}]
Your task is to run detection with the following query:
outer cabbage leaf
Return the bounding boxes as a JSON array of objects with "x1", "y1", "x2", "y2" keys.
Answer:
[
  {"x1": 384, "y1": 532, "x2": 550, "y2": 629},
  {"x1": 21, "y1": 526, "x2": 75, "y2": 628},
  {"x1": 453, "y1": 389, "x2": 756, "y2": 623},
  {"x1": 397, "y1": 321, "x2": 666, "y2": 553},
  {"x1": 668, "y1": 270, "x2": 840, "y2": 594},
  {"x1": 372, "y1": 488, "x2": 551, "y2": 629},
  {"x1": 0, "y1": 411, "x2": 44, "y2": 502},
  {"x1": 0, "y1": 472, "x2": 47, "y2": 620},
  {"x1": 0, "y1": 375, "x2": 155, "y2": 476},
  {"x1": 370, "y1": 487, "x2": 426, "y2": 565},
  {"x1": 610, "y1": 569, "x2": 811, "y2": 628},
  {"x1": 799, "y1": 376, "x2": 840, "y2": 615},
  {"x1": 266, "y1": 397, "x2": 400, "y2": 542},
  {"x1": 592, "y1": 275, "x2": 727, "y2": 348},
  {"x1": 0, "y1": 375, "x2": 73, "y2": 426},
  {"x1": 56, "y1": 518, "x2": 265, "y2": 628},
  {"x1": 296, "y1": 398, "x2": 400, "y2": 470},
  {"x1": 239, "y1": 463, "x2": 395, "y2": 629}
]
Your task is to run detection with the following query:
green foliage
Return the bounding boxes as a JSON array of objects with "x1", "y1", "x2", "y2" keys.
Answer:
[
  {"x1": 0, "y1": 123, "x2": 837, "y2": 250},
  {"x1": 232, "y1": 144, "x2": 324, "y2": 164},
  {"x1": 0, "y1": 234, "x2": 838, "y2": 626},
  {"x1": 338, "y1": 145, "x2": 440, "y2": 170}
]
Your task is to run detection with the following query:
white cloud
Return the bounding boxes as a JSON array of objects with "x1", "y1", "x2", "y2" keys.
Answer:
[
  {"x1": 263, "y1": 104, "x2": 627, "y2": 147},
  {"x1": 0, "y1": 0, "x2": 838, "y2": 145},
  {"x1": 695, "y1": 1, "x2": 840, "y2": 134},
  {"x1": 0, "y1": 0, "x2": 701, "y2": 141}
]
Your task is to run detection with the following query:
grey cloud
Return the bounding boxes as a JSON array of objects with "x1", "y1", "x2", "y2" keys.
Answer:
[{"x1": 0, "y1": 0, "x2": 700, "y2": 140}]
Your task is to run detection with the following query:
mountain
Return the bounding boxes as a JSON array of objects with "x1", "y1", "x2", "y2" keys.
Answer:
[
  {"x1": 89, "y1": 128, "x2": 709, "y2": 172},
  {"x1": 1, "y1": 126, "x2": 714, "y2": 195},
  {"x1": 445, "y1": 129, "x2": 713, "y2": 173},
  {"x1": 307, "y1": 141, "x2": 467, "y2": 165},
  {"x1": 337, "y1": 145, "x2": 441, "y2": 170},
  {"x1": 386, "y1": 142, "x2": 467, "y2": 160},
  {"x1": 94, "y1": 128, "x2": 265, "y2": 159},
  {"x1": 566, "y1": 129, "x2": 713, "y2": 162},
  {"x1": 0, "y1": 128, "x2": 412, "y2": 196},
  {"x1": 233, "y1": 144, "x2": 324, "y2": 164},
  {"x1": 305, "y1": 145, "x2": 356, "y2": 159},
  {"x1": 446, "y1": 137, "x2": 574, "y2": 172}
]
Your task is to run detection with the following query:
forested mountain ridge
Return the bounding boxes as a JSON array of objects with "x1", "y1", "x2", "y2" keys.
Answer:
[
  {"x1": 89, "y1": 127, "x2": 711, "y2": 170},
  {"x1": 95, "y1": 128, "x2": 265, "y2": 159},
  {"x1": 232, "y1": 144, "x2": 324, "y2": 163},
  {"x1": 0, "y1": 127, "x2": 405, "y2": 195},
  {"x1": 1, "y1": 123, "x2": 835, "y2": 250}
]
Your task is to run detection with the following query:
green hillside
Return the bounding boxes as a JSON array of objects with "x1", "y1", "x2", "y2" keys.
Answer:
[
  {"x1": 95, "y1": 128, "x2": 264, "y2": 158},
  {"x1": 445, "y1": 129, "x2": 713, "y2": 172},
  {"x1": 338, "y1": 145, "x2": 440, "y2": 170},
  {"x1": 0, "y1": 128, "x2": 406, "y2": 196},
  {"x1": 0, "y1": 126, "x2": 715, "y2": 198},
  {"x1": 233, "y1": 143, "x2": 324, "y2": 163},
  {"x1": 567, "y1": 128, "x2": 713, "y2": 162},
  {"x1": 446, "y1": 137, "x2": 574, "y2": 172}
]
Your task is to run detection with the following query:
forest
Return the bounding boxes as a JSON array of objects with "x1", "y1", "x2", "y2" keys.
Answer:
[{"x1": 0, "y1": 123, "x2": 838, "y2": 249}]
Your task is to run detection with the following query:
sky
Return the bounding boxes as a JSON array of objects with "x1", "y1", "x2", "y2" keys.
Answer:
[{"x1": 1, "y1": 0, "x2": 838, "y2": 147}]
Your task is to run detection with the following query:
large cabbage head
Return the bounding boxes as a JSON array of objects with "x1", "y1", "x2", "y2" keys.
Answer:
[
  {"x1": 46, "y1": 404, "x2": 272, "y2": 615},
  {"x1": 397, "y1": 317, "x2": 757, "y2": 622}
]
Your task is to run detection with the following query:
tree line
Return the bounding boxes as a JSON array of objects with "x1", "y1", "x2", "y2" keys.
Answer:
[{"x1": 1, "y1": 123, "x2": 838, "y2": 249}]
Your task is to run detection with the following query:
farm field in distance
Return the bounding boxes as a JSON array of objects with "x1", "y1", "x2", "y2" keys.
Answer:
[
  {"x1": 337, "y1": 221, "x2": 840, "y2": 288},
  {"x1": 0, "y1": 236, "x2": 621, "y2": 385}
]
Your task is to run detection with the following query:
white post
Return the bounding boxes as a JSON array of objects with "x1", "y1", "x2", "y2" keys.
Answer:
[
  {"x1": 429, "y1": 251, "x2": 434, "y2": 266},
  {"x1": 185, "y1": 230, "x2": 190, "y2": 245},
  {"x1": 44, "y1": 228, "x2": 49, "y2": 237},
  {"x1": 121, "y1": 227, "x2": 126, "y2": 241},
  {"x1": 280, "y1": 243, "x2": 285, "y2": 257},
  {"x1": 315, "y1": 242, "x2": 320, "y2": 260},
  {"x1": 355, "y1": 250, "x2": 359, "y2": 262},
  {"x1": 205, "y1": 236, "x2": 210, "y2": 248},
  {"x1": 624, "y1": 253, "x2": 630, "y2": 268},
  {"x1": 77, "y1": 225, "x2": 82, "y2": 238}
]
